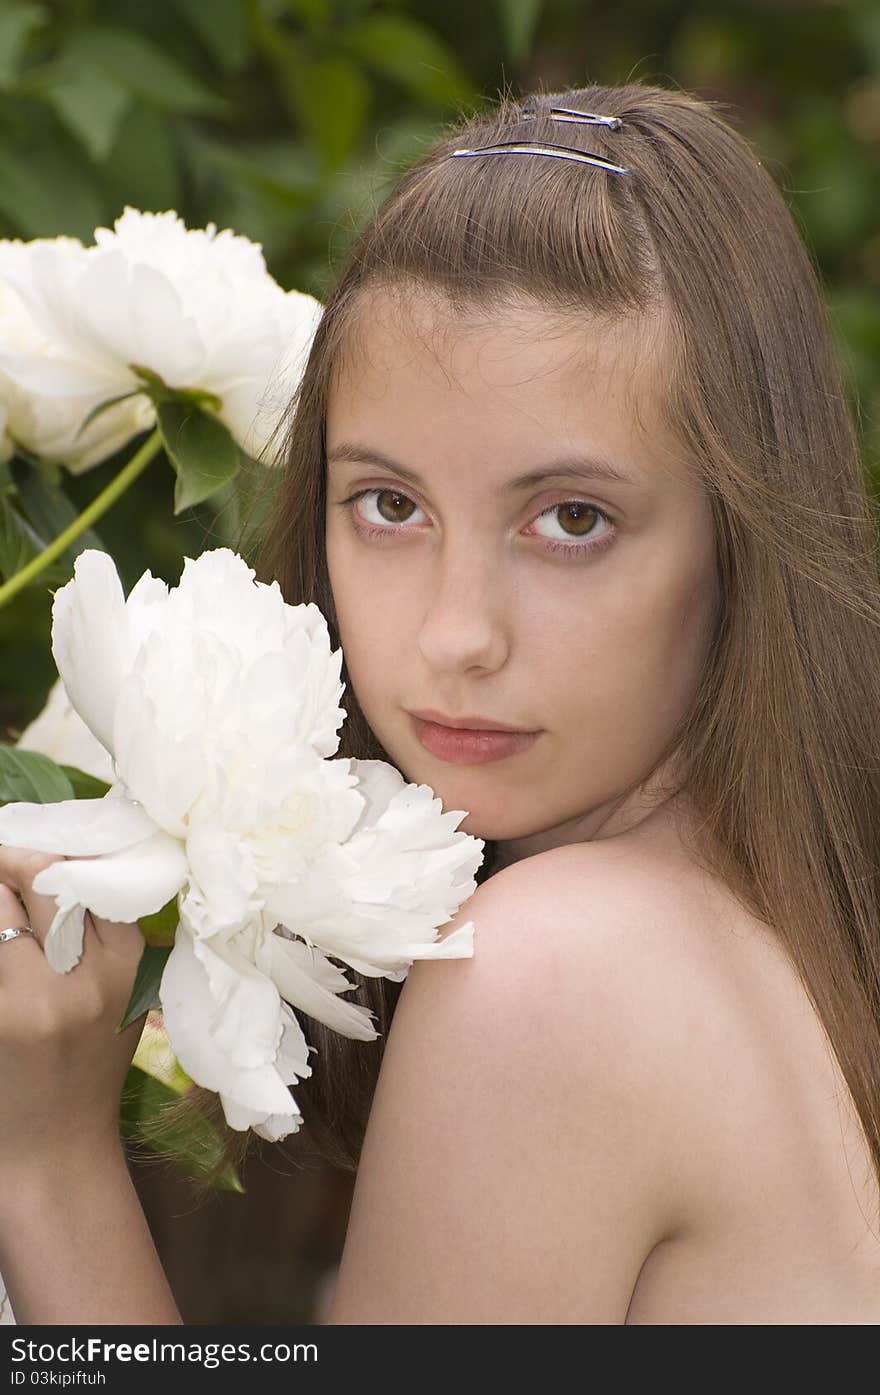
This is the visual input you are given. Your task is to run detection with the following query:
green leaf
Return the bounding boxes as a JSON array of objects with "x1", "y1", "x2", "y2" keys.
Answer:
[
  {"x1": 280, "y1": 0, "x2": 331, "y2": 27},
  {"x1": 42, "y1": 65, "x2": 131, "y2": 162},
  {"x1": 853, "y1": 7, "x2": 880, "y2": 71},
  {"x1": 289, "y1": 54, "x2": 372, "y2": 171},
  {"x1": 102, "y1": 102, "x2": 181, "y2": 212},
  {"x1": 157, "y1": 400, "x2": 242, "y2": 514},
  {"x1": 63, "y1": 27, "x2": 226, "y2": 116},
  {"x1": 493, "y1": 0, "x2": 544, "y2": 65},
  {"x1": 134, "y1": 366, "x2": 220, "y2": 413},
  {"x1": 0, "y1": 2, "x2": 46, "y2": 90},
  {"x1": 120, "y1": 1065, "x2": 244, "y2": 1192},
  {"x1": 139, "y1": 896, "x2": 179, "y2": 948},
  {"x1": 11, "y1": 458, "x2": 106, "y2": 561},
  {"x1": 203, "y1": 453, "x2": 277, "y2": 552},
  {"x1": 0, "y1": 489, "x2": 39, "y2": 580},
  {"x1": 187, "y1": 132, "x2": 319, "y2": 204},
  {"x1": 0, "y1": 144, "x2": 102, "y2": 240},
  {"x1": 131, "y1": 364, "x2": 172, "y2": 398},
  {"x1": 345, "y1": 15, "x2": 475, "y2": 107},
  {"x1": 173, "y1": 0, "x2": 253, "y2": 71},
  {"x1": 0, "y1": 490, "x2": 75, "y2": 591},
  {"x1": 0, "y1": 744, "x2": 74, "y2": 804},
  {"x1": 118, "y1": 943, "x2": 171, "y2": 1031},
  {"x1": 58, "y1": 765, "x2": 111, "y2": 800}
]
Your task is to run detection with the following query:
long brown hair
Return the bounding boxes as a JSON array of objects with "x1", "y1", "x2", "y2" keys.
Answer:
[{"x1": 197, "y1": 79, "x2": 880, "y2": 1191}]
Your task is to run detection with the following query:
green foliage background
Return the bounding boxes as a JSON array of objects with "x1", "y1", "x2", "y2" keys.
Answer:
[{"x1": 2, "y1": 0, "x2": 878, "y2": 733}]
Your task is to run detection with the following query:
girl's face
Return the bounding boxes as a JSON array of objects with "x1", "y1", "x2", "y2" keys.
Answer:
[{"x1": 325, "y1": 291, "x2": 720, "y2": 865}]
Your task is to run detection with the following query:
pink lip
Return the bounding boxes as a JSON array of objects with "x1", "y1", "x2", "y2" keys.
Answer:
[
  {"x1": 408, "y1": 708, "x2": 537, "y2": 733},
  {"x1": 410, "y1": 715, "x2": 540, "y2": 765}
]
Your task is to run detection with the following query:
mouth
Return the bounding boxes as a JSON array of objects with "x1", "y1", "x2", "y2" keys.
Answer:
[
  {"x1": 406, "y1": 708, "x2": 538, "y2": 734},
  {"x1": 409, "y1": 714, "x2": 541, "y2": 766}
]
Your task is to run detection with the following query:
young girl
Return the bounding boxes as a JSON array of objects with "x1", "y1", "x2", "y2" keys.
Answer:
[{"x1": 1, "y1": 79, "x2": 879, "y2": 1325}]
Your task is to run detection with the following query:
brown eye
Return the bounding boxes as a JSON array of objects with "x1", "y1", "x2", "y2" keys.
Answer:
[
  {"x1": 555, "y1": 502, "x2": 600, "y2": 536},
  {"x1": 374, "y1": 489, "x2": 418, "y2": 524},
  {"x1": 530, "y1": 499, "x2": 615, "y2": 556}
]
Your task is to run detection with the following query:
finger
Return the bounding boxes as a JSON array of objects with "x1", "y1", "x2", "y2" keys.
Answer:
[
  {"x1": 0, "y1": 847, "x2": 101, "y2": 965},
  {"x1": 82, "y1": 909, "x2": 146, "y2": 1033},
  {"x1": 0, "y1": 846, "x2": 61, "y2": 947},
  {"x1": 0, "y1": 844, "x2": 146, "y2": 953},
  {"x1": 0, "y1": 884, "x2": 39, "y2": 951},
  {"x1": 0, "y1": 883, "x2": 60, "y2": 1012},
  {"x1": 87, "y1": 911, "x2": 145, "y2": 976},
  {"x1": 0, "y1": 846, "x2": 145, "y2": 991}
]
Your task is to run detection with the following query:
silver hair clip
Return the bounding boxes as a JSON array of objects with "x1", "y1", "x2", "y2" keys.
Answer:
[
  {"x1": 450, "y1": 141, "x2": 630, "y2": 175},
  {"x1": 523, "y1": 106, "x2": 623, "y2": 130}
]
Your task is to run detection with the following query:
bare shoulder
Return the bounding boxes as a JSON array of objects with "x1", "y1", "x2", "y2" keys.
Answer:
[
  {"x1": 326, "y1": 836, "x2": 725, "y2": 1325},
  {"x1": 529, "y1": 839, "x2": 880, "y2": 1319},
  {"x1": 515, "y1": 835, "x2": 802, "y2": 1145},
  {"x1": 465, "y1": 836, "x2": 742, "y2": 1077}
]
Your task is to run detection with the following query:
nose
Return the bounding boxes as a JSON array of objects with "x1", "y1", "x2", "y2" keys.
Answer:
[{"x1": 416, "y1": 541, "x2": 510, "y2": 675}]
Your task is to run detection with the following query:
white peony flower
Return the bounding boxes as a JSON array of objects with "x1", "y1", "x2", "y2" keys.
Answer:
[
  {"x1": 0, "y1": 548, "x2": 483, "y2": 1139},
  {"x1": 17, "y1": 676, "x2": 115, "y2": 783},
  {"x1": 0, "y1": 242, "x2": 155, "y2": 472},
  {"x1": 0, "y1": 210, "x2": 323, "y2": 470}
]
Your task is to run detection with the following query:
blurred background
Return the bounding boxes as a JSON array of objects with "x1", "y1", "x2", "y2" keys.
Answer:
[{"x1": 0, "y1": 0, "x2": 878, "y2": 1321}]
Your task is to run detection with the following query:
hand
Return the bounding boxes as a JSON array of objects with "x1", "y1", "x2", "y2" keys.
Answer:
[{"x1": 0, "y1": 845, "x2": 145, "y2": 1174}]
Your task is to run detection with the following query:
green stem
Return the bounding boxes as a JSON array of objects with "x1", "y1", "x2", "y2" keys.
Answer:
[{"x1": 0, "y1": 428, "x2": 163, "y2": 610}]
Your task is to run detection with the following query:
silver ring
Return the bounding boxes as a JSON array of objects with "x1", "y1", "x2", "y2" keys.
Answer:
[{"x1": 0, "y1": 926, "x2": 36, "y2": 944}]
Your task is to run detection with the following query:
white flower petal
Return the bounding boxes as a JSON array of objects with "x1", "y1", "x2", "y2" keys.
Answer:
[
  {"x1": 251, "y1": 1111, "x2": 303, "y2": 1142},
  {"x1": 0, "y1": 792, "x2": 156, "y2": 856},
  {"x1": 0, "y1": 350, "x2": 122, "y2": 398},
  {"x1": 0, "y1": 1281, "x2": 14, "y2": 1324},
  {"x1": 410, "y1": 920, "x2": 476, "y2": 960},
  {"x1": 216, "y1": 1003, "x2": 310, "y2": 1141},
  {"x1": 0, "y1": 263, "x2": 153, "y2": 464},
  {"x1": 16, "y1": 678, "x2": 115, "y2": 783},
  {"x1": 160, "y1": 928, "x2": 297, "y2": 1121},
  {"x1": 32, "y1": 829, "x2": 187, "y2": 924},
  {"x1": 270, "y1": 933, "x2": 378, "y2": 1041},
  {"x1": 265, "y1": 787, "x2": 483, "y2": 977},
  {"x1": 184, "y1": 825, "x2": 259, "y2": 937},
  {"x1": 190, "y1": 933, "x2": 282, "y2": 1069},
  {"x1": 119, "y1": 568, "x2": 169, "y2": 647},
  {"x1": 50, "y1": 551, "x2": 127, "y2": 752},
  {"x1": 44, "y1": 902, "x2": 86, "y2": 974},
  {"x1": 275, "y1": 1001, "x2": 313, "y2": 1084},
  {"x1": 77, "y1": 252, "x2": 205, "y2": 385},
  {"x1": 219, "y1": 1093, "x2": 303, "y2": 1140},
  {"x1": 112, "y1": 670, "x2": 205, "y2": 837},
  {"x1": 217, "y1": 290, "x2": 323, "y2": 459},
  {"x1": 347, "y1": 759, "x2": 407, "y2": 833}
]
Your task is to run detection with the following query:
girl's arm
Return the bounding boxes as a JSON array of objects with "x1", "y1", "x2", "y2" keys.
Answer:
[
  {"x1": 0, "y1": 845, "x2": 182, "y2": 1324},
  {"x1": 0, "y1": 1140, "x2": 182, "y2": 1325}
]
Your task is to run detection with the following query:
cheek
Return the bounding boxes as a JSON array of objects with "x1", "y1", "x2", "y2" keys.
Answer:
[
  {"x1": 618, "y1": 555, "x2": 718, "y2": 731},
  {"x1": 326, "y1": 534, "x2": 365, "y2": 650},
  {"x1": 325, "y1": 530, "x2": 407, "y2": 689},
  {"x1": 546, "y1": 546, "x2": 717, "y2": 735}
]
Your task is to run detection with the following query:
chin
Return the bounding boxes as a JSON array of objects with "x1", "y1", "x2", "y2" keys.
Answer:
[
  {"x1": 442, "y1": 806, "x2": 527, "y2": 844},
  {"x1": 384, "y1": 743, "x2": 530, "y2": 837}
]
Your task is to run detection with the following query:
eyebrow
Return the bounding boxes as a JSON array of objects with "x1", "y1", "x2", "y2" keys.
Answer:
[{"x1": 326, "y1": 442, "x2": 637, "y2": 490}]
